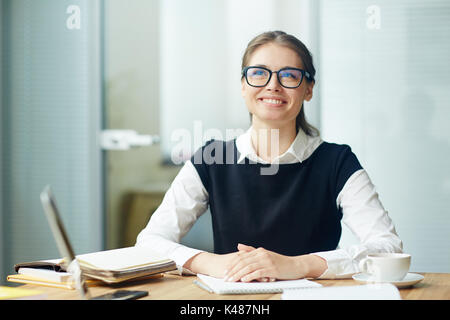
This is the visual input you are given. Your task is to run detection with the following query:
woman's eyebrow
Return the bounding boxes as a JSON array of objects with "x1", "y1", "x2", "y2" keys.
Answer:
[{"x1": 252, "y1": 64, "x2": 303, "y2": 69}]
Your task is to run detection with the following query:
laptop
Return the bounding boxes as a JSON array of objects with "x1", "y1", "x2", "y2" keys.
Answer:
[{"x1": 40, "y1": 185, "x2": 148, "y2": 300}]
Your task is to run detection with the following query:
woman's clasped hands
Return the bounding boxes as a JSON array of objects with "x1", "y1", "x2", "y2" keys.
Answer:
[
  {"x1": 184, "y1": 243, "x2": 326, "y2": 282},
  {"x1": 223, "y1": 243, "x2": 309, "y2": 283}
]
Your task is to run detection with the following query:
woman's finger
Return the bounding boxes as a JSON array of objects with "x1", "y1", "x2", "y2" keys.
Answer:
[
  {"x1": 227, "y1": 262, "x2": 262, "y2": 282},
  {"x1": 240, "y1": 268, "x2": 273, "y2": 283},
  {"x1": 225, "y1": 252, "x2": 261, "y2": 281},
  {"x1": 237, "y1": 243, "x2": 256, "y2": 252},
  {"x1": 224, "y1": 250, "x2": 254, "y2": 278},
  {"x1": 256, "y1": 277, "x2": 275, "y2": 282}
]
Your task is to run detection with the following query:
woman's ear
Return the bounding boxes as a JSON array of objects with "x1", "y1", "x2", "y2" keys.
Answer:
[
  {"x1": 304, "y1": 81, "x2": 315, "y2": 102},
  {"x1": 241, "y1": 78, "x2": 246, "y2": 98}
]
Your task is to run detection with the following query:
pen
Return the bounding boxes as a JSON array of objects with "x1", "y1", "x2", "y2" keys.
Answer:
[{"x1": 193, "y1": 280, "x2": 214, "y2": 293}]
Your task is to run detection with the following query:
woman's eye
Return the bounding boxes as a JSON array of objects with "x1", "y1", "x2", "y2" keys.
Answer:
[
  {"x1": 250, "y1": 70, "x2": 266, "y2": 76},
  {"x1": 280, "y1": 71, "x2": 299, "y2": 79}
]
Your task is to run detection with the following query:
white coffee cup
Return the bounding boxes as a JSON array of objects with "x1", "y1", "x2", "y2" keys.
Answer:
[{"x1": 359, "y1": 253, "x2": 411, "y2": 282}]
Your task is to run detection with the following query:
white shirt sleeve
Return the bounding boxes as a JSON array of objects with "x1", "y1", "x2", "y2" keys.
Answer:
[
  {"x1": 313, "y1": 169, "x2": 403, "y2": 279},
  {"x1": 135, "y1": 160, "x2": 209, "y2": 274}
]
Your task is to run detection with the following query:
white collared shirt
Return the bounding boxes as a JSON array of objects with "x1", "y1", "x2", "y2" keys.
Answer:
[{"x1": 136, "y1": 127, "x2": 403, "y2": 279}]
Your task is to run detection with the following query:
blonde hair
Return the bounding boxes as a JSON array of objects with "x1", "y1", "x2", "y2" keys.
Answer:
[{"x1": 241, "y1": 31, "x2": 319, "y2": 137}]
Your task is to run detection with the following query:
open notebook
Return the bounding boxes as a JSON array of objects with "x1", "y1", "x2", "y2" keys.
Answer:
[{"x1": 196, "y1": 274, "x2": 322, "y2": 294}]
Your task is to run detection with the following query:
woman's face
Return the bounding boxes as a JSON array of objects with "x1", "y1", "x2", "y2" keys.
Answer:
[{"x1": 241, "y1": 43, "x2": 314, "y2": 129}]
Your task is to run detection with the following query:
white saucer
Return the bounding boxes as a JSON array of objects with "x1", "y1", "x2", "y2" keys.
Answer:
[{"x1": 352, "y1": 272, "x2": 424, "y2": 288}]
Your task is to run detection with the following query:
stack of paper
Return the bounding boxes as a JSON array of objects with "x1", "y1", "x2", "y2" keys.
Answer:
[
  {"x1": 8, "y1": 267, "x2": 76, "y2": 289},
  {"x1": 7, "y1": 268, "x2": 102, "y2": 289},
  {"x1": 17, "y1": 268, "x2": 73, "y2": 282},
  {"x1": 12, "y1": 246, "x2": 176, "y2": 284},
  {"x1": 73, "y1": 246, "x2": 176, "y2": 283}
]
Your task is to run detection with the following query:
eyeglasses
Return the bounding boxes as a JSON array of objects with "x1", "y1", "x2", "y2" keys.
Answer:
[{"x1": 242, "y1": 66, "x2": 313, "y2": 89}]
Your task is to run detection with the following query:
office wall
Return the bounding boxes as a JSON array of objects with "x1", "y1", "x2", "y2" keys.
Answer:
[{"x1": 320, "y1": 0, "x2": 450, "y2": 272}]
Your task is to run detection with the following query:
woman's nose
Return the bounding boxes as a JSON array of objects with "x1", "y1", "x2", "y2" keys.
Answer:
[{"x1": 266, "y1": 73, "x2": 282, "y2": 91}]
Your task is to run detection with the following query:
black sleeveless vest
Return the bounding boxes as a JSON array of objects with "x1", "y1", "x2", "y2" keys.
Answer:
[{"x1": 191, "y1": 139, "x2": 362, "y2": 256}]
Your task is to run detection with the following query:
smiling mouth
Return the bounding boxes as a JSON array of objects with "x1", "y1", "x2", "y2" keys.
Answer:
[{"x1": 259, "y1": 98, "x2": 287, "y2": 106}]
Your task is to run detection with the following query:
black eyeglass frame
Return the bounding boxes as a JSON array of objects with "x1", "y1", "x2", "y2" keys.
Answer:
[{"x1": 241, "y1": 66, "x2": 313, "y2": 89}]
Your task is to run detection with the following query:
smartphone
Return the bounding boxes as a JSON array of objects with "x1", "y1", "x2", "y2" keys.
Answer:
[{"x1": 91, "y1": 290, "x2": 148, "y2": 300}]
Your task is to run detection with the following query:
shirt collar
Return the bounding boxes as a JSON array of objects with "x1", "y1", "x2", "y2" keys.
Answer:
[{"x1": 236, "y1": 126, "x2": 323, "y2": 164}]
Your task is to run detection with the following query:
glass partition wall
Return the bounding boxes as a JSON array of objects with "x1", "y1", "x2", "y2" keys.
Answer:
[{"x1": 0, "y1": 0, "x2": 103, "y2": 284}]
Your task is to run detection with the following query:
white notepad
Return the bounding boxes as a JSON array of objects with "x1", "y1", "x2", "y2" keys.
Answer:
[{"x1": 196, "y1": 274, "x2": 322, "y2": 294}]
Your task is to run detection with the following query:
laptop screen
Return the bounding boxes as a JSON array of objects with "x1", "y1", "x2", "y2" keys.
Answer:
[{"x1": 40, "y1": 185, "x2": 90, "y2": 299}]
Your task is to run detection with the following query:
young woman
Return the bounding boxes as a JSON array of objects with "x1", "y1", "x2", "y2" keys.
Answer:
[{"x1": 136, "y1": 31, "x2": 402, "y2": 282}]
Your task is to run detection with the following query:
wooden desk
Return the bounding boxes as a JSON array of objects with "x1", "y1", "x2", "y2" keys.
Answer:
[{"x1": 17, "y1": 273, "x2": 450, "y2": 300}]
